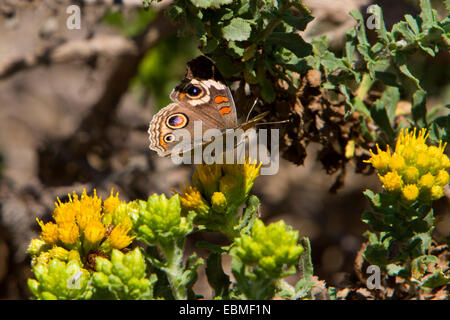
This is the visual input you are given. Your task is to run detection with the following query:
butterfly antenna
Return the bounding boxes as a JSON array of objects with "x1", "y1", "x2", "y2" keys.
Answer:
[
  {"x1": 246, "y1": 98, "x2": 259, "y2": 122},
  {"x1": 255, "y1": 119, "x2": 290, "y2": 126}
]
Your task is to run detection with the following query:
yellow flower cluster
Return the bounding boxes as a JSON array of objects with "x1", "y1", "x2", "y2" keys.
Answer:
[
  {"x1": 176, "y1": 158, "x2": 261, "y2": 226},
  {"x1": 366, "y1": 128, "x2": 449, "y2": 202},
  {"x1": 36, "y1": 188, "x2": 135, "y2": 252}
]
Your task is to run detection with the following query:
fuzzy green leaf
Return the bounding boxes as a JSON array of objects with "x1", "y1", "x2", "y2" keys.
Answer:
[{"x1": 222, "y1": 18, "x2": 252, "y2": 41}]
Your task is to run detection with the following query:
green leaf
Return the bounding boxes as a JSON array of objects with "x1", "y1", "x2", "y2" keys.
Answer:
[
  {"x1": 386, "y1": 263, "x2": 406, "y2": 276},
  {"x1": 260, "y1": 77, "x2": 275, "y2": 103},
  {"x1": 371, "y1": 87, "x2": 398, "y2": 141},
  {"x1": 374, "y1": 71, "x2": 399, "y2": 88},
  {"x1": 281, "y1": 13, "x2": 313, "y2": 31},
  {"x1": 429, "y1": 106, "x2": 450, "y2": 144},
  {"x1": 362, "y1": 211, "x2": 389, "y2": 232},
  {"x1": 266, "y1": 32, "x2": 312, "y2": 58},
  {"x1": 228, "y1": 40, "x2": 245, "y2": 57},
  {"x1": 206, "y1": 253, "x2": 230, "y2": 298},
  {"x1": 191, "y1": 0, "x2": 233, "y2": 9},
  {"x1": 411, "y1": 255, "x2": 437, "y2": 279},
  {"x1": 422, "y1": 270, "x2": 450, "y2": 289},
  {"x1": 398, "y1": 63, "x2": 422, "y2": 90},
  {"x1": 419, "y1": 0, "x2": 437, "y2": 31},
  {"x1": 238, "y1": 195, "x2": 260, "y2": 234},
  {"x1": 363, "y1": 243, "x2": 389, "y2": 267},
  {"x1": 404, "y1": 14, "x2": 420, "y2": 35},
  {"x1": 370, "y1": 5, "x2": 389, "y2": 44},
  {"x1": 222, "y1": 18, "x2": 252, "y2": 41},
  {"x1": 297, "y1": 237, "x2": 314, "y2": 281},
  {"x1": 412, "y1": 89, "x2": 427, "y2": 127}
]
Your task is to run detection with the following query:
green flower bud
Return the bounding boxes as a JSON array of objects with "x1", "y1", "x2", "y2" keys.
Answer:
[
  {"x1": 232, "y1": 219, "x2": 304, "y2": 278},
  {"x1": 131, "y1": 194, "x2": 193, "y2": 245},
  {"x1": 92, "y1": 248, "x2": 155, "y2": 300},
  {"x1": 28, "y1": 258, "x2": 92, "y2": 300}
]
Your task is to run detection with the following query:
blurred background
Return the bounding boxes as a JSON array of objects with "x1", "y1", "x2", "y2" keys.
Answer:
[{"x1": 0, "y1": 0, "x2": 448, "y2": 299}]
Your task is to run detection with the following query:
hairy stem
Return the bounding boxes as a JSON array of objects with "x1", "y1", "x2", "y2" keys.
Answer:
[{"x1": 160, "y1": 240, "x2": 187, "y2": 300}]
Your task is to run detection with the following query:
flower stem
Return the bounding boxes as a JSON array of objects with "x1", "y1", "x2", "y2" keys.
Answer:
[{"x1": 160, "y1": 240, "x2": 187, "y2": 300}]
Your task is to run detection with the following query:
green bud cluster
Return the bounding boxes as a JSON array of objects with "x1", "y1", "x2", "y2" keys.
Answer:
[{"x1": 92, "y1": 248, "x2": 156, "y2": 300}]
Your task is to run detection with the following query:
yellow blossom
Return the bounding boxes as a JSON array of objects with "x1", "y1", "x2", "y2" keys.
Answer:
[
  {"x1": 103, "y1": 189, "x2": 123, "y2": 215},
  {"x1": 379, "y1": 171, "x2": 402, "y2": 192},
  {"x1": 364, "y1": 144, "x2": 391, "y2": 173},
  {"x1": 435, "y1": 169, "x2": 449, "y2": 186},
  {"x1": 222, "y1": 158, "x2": 262, "y2": 195},
  {"x1": 419, "y1": 173, "x2": 435, "y2": 189},
  {"x1": 193, "y1": 164, "x2": 222, "y2": 198},
  {"x1": 177, "y1": 184, "x2": 204, "y2": 208},
  {"x1": 389, "y1": 154, "x2": 405, "y2": 171},
  {"x1": 402, "y1": 184, "x2": 419, "y2": 201},
  {"x1": 37, "y1": 219, "x2": 59, "y2": 245},
  {"x1": 84, "y1": 220, "x2": 106, "y2": 246},
  {"x1": 74, "y1": 189, "x2": 103, "y2": 231},
  {"x1": 430, "y1": 185, "x2": 444, "y2": 200},
  {"x1": 176, "y1": 184, "x2": 211, "y2": 218},
  {"x1": 366, "y1": 128, "x2": 449, "y2": 203},
  {"x1": 108, "y1": 225, "x2": 134, "y2": 249},
  {"x1": 403, "y1": 166, "x2": 419, "y2": 184},
  {"x1": 211, "y1": 192, "x2": 227, "y2": 213},
  {"x1": 441, "y1": 154, "x2": 450, "y2": 168},
  {"x1": 53, "y1": 198, "x2": 76, "y2": 226},
  {"x1": 58, "y1": 222, "x2": 79, "y2": 246}
]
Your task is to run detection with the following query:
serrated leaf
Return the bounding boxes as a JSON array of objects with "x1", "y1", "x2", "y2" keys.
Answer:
[
  {"x1": 419, "y1": 0, "x2": 437, "y2": 31},
  {"x1": 238, "y1": 195, "x2": 260, "y2": 234},
  {"x1": 404, "y1": 14, "x2": 420, "y2": 35},
  {"x1": 392, "y1": 21, "x2": 416, "y2": 42},
  {"x1": 222, "y1": 17, "x2": 252, "y2": 41},
  {"x1": 370, "y1": 5, "x2": 389, "y2": 43},
  {"x1": 398, "y1": 63, "x2": 422, "y2": 90}
]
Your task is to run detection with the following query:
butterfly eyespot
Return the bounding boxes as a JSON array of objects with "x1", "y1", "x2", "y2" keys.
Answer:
[
  {"x1": 186, "y1": 85, "x2": 202, "y2": 97},
  {"x1": 166, "y1": 113, "x2": 188, "y2": 129},
  {"x1": 163, "y1": 134, "x2": 176, "y2": 143}
]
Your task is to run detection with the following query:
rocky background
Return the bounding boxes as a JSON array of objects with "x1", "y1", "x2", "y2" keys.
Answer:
[{"x1": 0, "y1": 0, "x2": 448, "y2": 299}]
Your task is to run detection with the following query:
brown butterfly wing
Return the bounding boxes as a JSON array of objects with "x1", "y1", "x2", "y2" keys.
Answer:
[
  {"x1": 170, "y1": 56, "x2": 238, "y2": 128},
  {"x1": 148, "y1": 101, "x2": 230, "y2": 157}
]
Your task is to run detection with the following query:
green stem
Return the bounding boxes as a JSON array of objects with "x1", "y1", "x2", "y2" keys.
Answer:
[
  {"x1": 356, "y1": 73, "x2": 375, "y2": 102},
  {"x1": 160, "y1": 240, "x2": 187, "y2": 300},
  {"x1": 275, "y1": 279, "x2": 296, "y2": 298}
]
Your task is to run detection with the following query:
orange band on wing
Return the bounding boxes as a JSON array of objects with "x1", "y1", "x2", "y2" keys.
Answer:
[
  {"x1": 159, "y1": 135, "x2": 168, "y2": 149},
  {"x1": 214, "y1": 96, "x2": 229, "y2": 104},
  {"x1": 219, "y1": 106, "x2": 232, "y2": 115}
]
